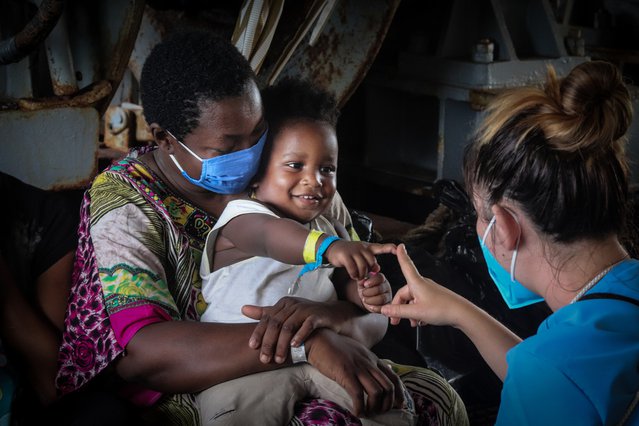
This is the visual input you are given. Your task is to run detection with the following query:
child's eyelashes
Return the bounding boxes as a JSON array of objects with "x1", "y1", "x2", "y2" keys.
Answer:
[
  {"x1": 283, "y1": 162, "x2": 336, "y2": 174},
  {"x1": 285, "y1": 162, "x2": 304, "y2": 170}
]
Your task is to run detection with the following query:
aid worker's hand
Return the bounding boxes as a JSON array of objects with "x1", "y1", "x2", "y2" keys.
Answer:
[{"x1": 380, "y1": 244, "x2": 467, "y2": 327}]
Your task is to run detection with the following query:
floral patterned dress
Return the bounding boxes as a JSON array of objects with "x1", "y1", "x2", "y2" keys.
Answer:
[{"x1": 56, "y1": 150, "x2": 468, "y2": 425}]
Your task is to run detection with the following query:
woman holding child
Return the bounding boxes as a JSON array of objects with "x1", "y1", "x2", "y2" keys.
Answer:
[{"x1": 56, "y1": 31, "x2": 466, "y2": 425}]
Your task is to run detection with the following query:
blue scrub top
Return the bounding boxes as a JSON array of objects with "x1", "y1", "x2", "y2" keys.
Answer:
[{"x1": 497, "y1": 259, "x2": 639, "y2": 426}]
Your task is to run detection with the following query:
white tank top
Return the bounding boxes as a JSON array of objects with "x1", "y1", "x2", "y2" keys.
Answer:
[{"x1": 200, "y1": 199, "x2": 338, "y2": 323}]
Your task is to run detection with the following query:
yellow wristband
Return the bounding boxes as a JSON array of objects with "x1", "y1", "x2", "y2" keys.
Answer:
[{"x1": 303, "y1": 230, "x2": 324, "y2": 264}]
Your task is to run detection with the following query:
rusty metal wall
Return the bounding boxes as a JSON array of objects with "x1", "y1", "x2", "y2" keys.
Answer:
[
  {"x1": 258, "y1": 0, "x2": 401, "y2": 107},
  {"x1": 2, "y1": 0, "x2": 401, "y2": 189},
  {"x1": 0, "y1": 0, "x2": 144, "y2": 190},
  {"x1": 0, "y1": 107, "x2": 99, "y2": 190}
]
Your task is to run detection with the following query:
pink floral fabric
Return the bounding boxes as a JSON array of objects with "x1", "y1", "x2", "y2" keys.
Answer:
[
  {"x1": 57, "y1": 193, "x2": 123, "y2": 392},
  {"x1": 295, "y1": 399, "x2": 362, "y2": 425}
]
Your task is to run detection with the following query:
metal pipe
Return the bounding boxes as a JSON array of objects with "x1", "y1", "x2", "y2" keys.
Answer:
[
  {"x1": 43, "y1": 6, "x2": 78, "y2": 96},
  {"x1": 0, "y1": 0, "x2": 65, "y2": 65}
]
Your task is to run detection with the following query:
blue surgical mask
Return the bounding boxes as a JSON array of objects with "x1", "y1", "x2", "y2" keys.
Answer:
[
  {"x1": 167, "y1": 129, "x2": 267, "y2": 194},
  {"x1": 479, "y1": 216, "x2": 543, "y2": 309}
]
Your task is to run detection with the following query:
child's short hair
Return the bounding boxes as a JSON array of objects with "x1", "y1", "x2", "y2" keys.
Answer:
[{"x1": 262, "y1": 78, "x2": 339, "y2": 133}]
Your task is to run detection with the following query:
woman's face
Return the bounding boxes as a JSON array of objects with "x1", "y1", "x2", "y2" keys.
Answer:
[
  {"x1": 169, "y1": 81, "x2": 266, "y2": 182},
  {"x1": 254, "y1": 120, "x2": 338, "y2": 224}
]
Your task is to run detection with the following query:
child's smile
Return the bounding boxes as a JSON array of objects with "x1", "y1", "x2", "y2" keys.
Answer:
[{"x1": 254, "y1": 119, "x2": 338, "y2": 223}]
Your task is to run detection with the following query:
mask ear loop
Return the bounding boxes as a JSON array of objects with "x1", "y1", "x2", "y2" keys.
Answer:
[
  {"x1": 481, "y1": 216, "x2": 496, "y2": 245},
  {"x1": 481, "y1": 214, "x2": 521, "y2": 282},
  {"x1": 508, "y1": 212, "x2": 522, "y2": 282},
  {"x1": 165, "y1": 129, "x2": 204, "y2": 162},
  {"x1": 510, "y1": 235, "x2": 520, "y2": 281},
  {"x1": 168, "y1": 154, "x2": 187, "y2": 174},
  {"x1": 165, "y1": 128, "x2": 204, "y2": 179}
]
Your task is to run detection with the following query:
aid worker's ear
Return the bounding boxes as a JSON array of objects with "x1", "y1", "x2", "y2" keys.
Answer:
[
  {"x1": 490, "y1": 205, "x2": 521, "y2": 252},
  {"x1": 151, "y1": 124, "x2": 174, "y2": 153}
]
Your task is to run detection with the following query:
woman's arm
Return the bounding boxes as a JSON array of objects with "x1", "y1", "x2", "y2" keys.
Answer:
[
  {"x1": 116, "y1": 320, "x2": 402, "y2": 416},
  {"x1": 115, "y1": 321, "x2": 281, "y2": 392},
  {"x1": 115, "y1": 316, "x2": 386, "y2": 393}
]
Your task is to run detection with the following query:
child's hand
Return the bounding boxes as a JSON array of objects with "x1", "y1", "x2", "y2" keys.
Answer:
[
  {"x1": 358, "y1": 272, "x2": 392, "y2": 313},
  {"x1": 324, "y1": 241, "x2": 396, "y2": 280}
]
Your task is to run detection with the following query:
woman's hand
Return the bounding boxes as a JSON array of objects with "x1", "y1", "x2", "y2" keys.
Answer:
[
  {"x1": 382, "y1": 244, "x2": 522, "y2": 381},
  {"x1": 306, "y1": 329, "x2": 405, "y2": 417},
  {"x1": 242, "y1": 297, "x2": 352, "y2": 364},
  {"x1": 381, "y1": 244, "x2": 467, "y2": 328}
]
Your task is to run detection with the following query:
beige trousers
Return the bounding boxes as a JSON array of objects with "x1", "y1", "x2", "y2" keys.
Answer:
[{"x1": 196, "y1": 363, "x2": 416, "y2": 426}]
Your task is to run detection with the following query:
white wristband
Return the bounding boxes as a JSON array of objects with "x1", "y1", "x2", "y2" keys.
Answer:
[{"x1": 290, "y1": 343, "x2": 307, "y2": 364}]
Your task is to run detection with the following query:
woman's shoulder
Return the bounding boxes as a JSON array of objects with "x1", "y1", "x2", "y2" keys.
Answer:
[
  {"x1": 541, "y1": 259, "x2": 639, "y2": 327},
  {"x1": 512, "y1": 272, "x2": 639, "y2": 376},
  {"x1": 602, "y1": 258, "x2": 639, "y2": 296},
  {"x1": 90, "y1": 153, "x2": 167, "y2": 203},
  {"x1": 506, "y1": 305, "x2": 638, "y2": 424},
  {"x1": 84, "y1": 157, "x2": 176, "y2": 233},
  {"x1": 97, "y1": 152, "x2": 155, "y2": 185}
]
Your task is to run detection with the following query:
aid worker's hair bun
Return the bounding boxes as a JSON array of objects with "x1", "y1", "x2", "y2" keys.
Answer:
[{"x1": 543, "y1": 60, "x2": 632, "y2": 153}]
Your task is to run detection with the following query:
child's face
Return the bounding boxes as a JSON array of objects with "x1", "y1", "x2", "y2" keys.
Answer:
[{"x1": 254, "y1": 120, "x2": 338, "y2": 223}]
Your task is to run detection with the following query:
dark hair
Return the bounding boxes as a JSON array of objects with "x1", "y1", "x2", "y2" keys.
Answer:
[
  {"x1": 262, "y1": 78, "x2": 339, "y2": 132},
  {"x1": 140, "y1": 31, "x2": 256, "y2": 140},
  {"x1": 464, "y1": 61, "x2": 633, "y2": 243}
]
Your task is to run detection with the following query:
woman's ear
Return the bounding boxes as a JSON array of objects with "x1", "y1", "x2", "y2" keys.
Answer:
[
  {"x1": 490, "y1": 205, "x2": 521, "y2": 252},
  {"x1": 151, "y1": 124, "x2": 174, "y2": 153}
]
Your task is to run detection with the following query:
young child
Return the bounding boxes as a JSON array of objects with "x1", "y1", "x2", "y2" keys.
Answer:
[{"x1": 196, "y1": 79, "x2": 415, "y2": 426}]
